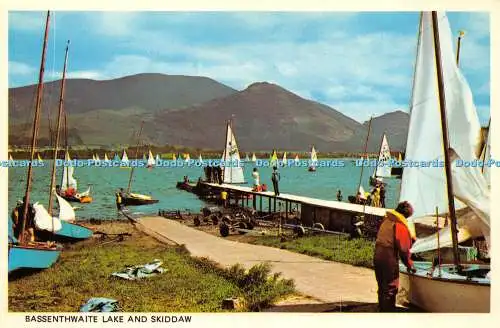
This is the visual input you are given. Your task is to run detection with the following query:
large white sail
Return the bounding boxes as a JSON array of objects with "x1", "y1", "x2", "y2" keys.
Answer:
[
  {"x1": 399, "y1": 12, "x2": 489, "y2": 254},
  {"x1": 222, "y1": 123, "x2": 245, "y2": 183},
  {"x1": 61, "y1": 151, "x2": 77, "y2": 193},
  {"x1": 374, "y1": 134, "x2": 392, "y2": 178},
  {"x1": 252, "y1": 153, "x2": 257, "y2": 162},
  {"x1": 33, "y1": 202, "x2": 62, "y2": 232}
]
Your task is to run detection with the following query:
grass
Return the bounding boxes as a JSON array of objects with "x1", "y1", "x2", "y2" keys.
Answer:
[
  {"x1": 8, "y1": 222, "x2": 295, "y2": 312},
  {"x1": 243, "y1": 234, "x2": 375, "y2": 269}
]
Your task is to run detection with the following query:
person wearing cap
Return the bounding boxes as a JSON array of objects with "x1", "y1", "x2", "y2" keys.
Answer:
[{"x1": 374, "y1": 201, "x2": 416, "y2": 312}]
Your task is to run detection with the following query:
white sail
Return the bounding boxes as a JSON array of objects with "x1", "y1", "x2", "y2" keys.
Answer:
[
  {"x1": 156, "y1": 153, "x2": 160, "y2": 162},
  {"x1": 199, "y1": 154, "x2": 203, "y2": 163},
  {"x1": 95, "y1": 154, "x2": 100, "y2": 161},
  {"x1": 9, "y1": 154, "x2": 13, "y2": 161},
  {"x1": 222, "y1": 123, "x2": 245, "y2": 184},
  {"x1": 92, "y1": 154, "x2": 96, "y2": 161},
  {"x1": 310, "y1": 146, "x2": 318, "y2": 166},
  {"x1": 252, "y1": 153, "x2": 257, "y2": 162},
  {"x1": 245, "y1": 154, "x2": 250, "y2": 161},
  {"x1": 61, "y1": 151, "x2": 77, "y2": 193},
  {"x1": 33, "y1": 202, "x2": 62, "y2": 232},
  {"x1": 77, "y1": 186, "x2": 91, "y2": 198},
  {"x1": 104, "y1": 153, "x2": 110, "y2": 162},
  {"x1": 400, "y1": 12, "x2": 489, "y2": 254},
  {"x1": 295, "y1": 154, "x2": 299, "y2": 163},
  {"x1": 147, "y1": 150, "x2": 155, "y2": 167},
  {"x1": 55, "y1": 194, "x2": 76, "y2": 222},
  {"x1": 374, "y1": 134, "x2": 392, "y2": 178},
  {"x1": 121, "y1": 150, "x2": 129, "y2": 165},
  {"x1": 185, "y1": 153, "x2": 190, "y2": 162}
]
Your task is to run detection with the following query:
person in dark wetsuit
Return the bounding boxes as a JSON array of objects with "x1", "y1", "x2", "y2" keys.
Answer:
[{"x1": 271, "y1": 166, "x2": 280, "y2": 196}]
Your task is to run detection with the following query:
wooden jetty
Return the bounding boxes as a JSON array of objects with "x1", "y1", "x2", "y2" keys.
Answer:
[{"x1": 197, "y1": 182, "x2": 387, "y2": 237}]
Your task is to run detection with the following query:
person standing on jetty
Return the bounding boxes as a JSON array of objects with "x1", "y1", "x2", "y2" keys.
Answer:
[
  {"x1": 252, "y1": 168, "x2": 260, "y2": 190},
  {"x1": 374, "y1": 201, "x2": 416, "y2": 312},
  {"x1": 380, "y1": 185, "x2": 386, "y2": 208},
  {"x1": 271, "y1": 166, "x2": 280, "y2": 196},
  {"x1": 336, "y1": 189, "x2": 343, "y2": 201}
]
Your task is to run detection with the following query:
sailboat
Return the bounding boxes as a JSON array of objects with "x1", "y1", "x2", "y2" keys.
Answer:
[
  {"x1": 398, "y1": 11, "x2": 490, "y2": 312},
  {"x1": 104, "y1": 153, "x2": 110, "y2": 162},
  {"x1": 9, "y1": 11, "x2": 61, "y2": 274},
  {"x1": 251, "y1": 152, "x2": 257, "y2": 162},
  {"x1": 184, "y1": 153, "x2": 190, "y2": 163},
  {"x1": 282, "y1": 151, "x2": 287, "y2": 166},
  {"x1": 198, "y1": 154, "x2": 204, "y2": 163},
  {"x1": 37, "y1": 153, "x2": 43, "y2": 163},
  {"x1": 59, "y1": 152, "x2": 92, "y2": 203},
  {"x1": 146, "y1": 150, "x2": 155, "y2": 168},
  {"x1": 369, "y1": 133, "x2": 392, "y2": 186},
  {"x1": 156, "y1": 153, "x2": 160, "y2": 163},
  {"x1": 294, "y1": 154, "x2": 299, "y2": 164},
  {"x1": 38, "y1": 39, "x2": 93, "y2": 242},
  {"x1": 173, "y1": 153, "x2": 177, "y2": 161},
  {"x1": 221, "y1": 120, "x2": 246, "y2": 184},
  {"x1": 116, "y1": 122, "x2": 159, "y2": 207},
  {"x1": 270, "y1": 149, "x2": 278, "y2": 167},
  {"x1": 9, "y1": 154, "x2": 13, "y2": 161},
  {"x1": 245, "y1": 154, "x2": 250, "y2": 162},
  {"x1": 121, "y1": 150, "x2": 129, "y2": 166},
  {"x1": 308, "y1": 146, "x2": 318, "y2": 171}
]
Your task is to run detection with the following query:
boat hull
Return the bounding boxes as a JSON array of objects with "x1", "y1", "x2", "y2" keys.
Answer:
[
  {"x1": 8, "y1": 244, "x2": 61, "y2": 273},
  {"x1": 62, "y1": 195, "x2": 93, "y2": 203},
  {"x1": 399, "y1": 262, "x2": 490, "y2": 312},
  {"x1": 36, "y1": 221, "x2": 93, "y2": 242},
  {"x1": 120, "y1": 195, "x2": 159, "y2": 207}
]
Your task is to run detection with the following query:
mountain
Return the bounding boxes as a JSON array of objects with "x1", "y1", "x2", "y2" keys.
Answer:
[
  {"x1": 363, "y1": 110, "x2": 410, "y2": 152},
  {"x1": 9, "y1": 73, "x2": 410, "y2": 152},
  {"x1": 9, "y1": 73, "x2": 238, "y2": 146},
  {"x1": 146, "y1": 82, "x2": 369, "y2": 151},
  {"x1": 9, "y1": 73, "x2": 238, "y2": 121}
]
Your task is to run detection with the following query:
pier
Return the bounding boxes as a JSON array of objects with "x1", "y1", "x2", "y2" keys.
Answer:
[{"x1": 196, "y1": 182, "x2": 387, "y2": 237}]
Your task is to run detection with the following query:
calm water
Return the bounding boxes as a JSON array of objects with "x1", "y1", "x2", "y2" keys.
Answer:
[{"x1": 8, "y1": 159, "x2": 401, "y2": 219}]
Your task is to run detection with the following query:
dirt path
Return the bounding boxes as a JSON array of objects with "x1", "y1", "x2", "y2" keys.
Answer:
[{"x1": 137, "y1": 216, "x2": 378, "y2": 306}]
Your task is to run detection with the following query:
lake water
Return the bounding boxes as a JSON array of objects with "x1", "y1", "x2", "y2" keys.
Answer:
[{"x1": 7, "y1": 158, "x2": 401, "y2": 219}]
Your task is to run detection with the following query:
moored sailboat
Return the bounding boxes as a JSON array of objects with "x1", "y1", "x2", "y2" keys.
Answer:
[
  {"x1": 221, "y1": 120, "x2": 246, "y2": 184},
  {"x1": 9, "y1": 11, "x2": 61, "y2": 274},
  {"x1": 369, "y1": 133, "x2": 391, "y2": 186},
  {"x1": 116, "y1": 121, "x2": 159, "y2": 208},
  {"x1": 397, "y1": 12, "x2": 490, "y2": 312},
  {"x1": 308, "y1": 146, "x2": 318, "y2": 171}
]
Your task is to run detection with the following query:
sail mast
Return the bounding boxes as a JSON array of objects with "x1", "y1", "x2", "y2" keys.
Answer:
[
  {"x1": 127, "y1": 121, "x2": 145, "y2": 193},
  {"x1": 431, "y1": 11, "x2": 461, "y2": 270},
  {"x1": 456, "y1": 30, "x2": 465, "y2": 66},
  {"x1": 356, "y1": 116, "x2": 372, "y2": 195},
  {"x1": 48, "y1": 40, "x2": 70, "y2": 215},
  {"x1": 19, "y1": 10, "x2": 51, "y2": 244},
  {"x1": 480, "y1": 118, "x2": 491, "y2": 174}
]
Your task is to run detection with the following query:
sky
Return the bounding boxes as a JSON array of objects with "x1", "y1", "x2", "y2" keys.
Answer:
[{"x1": 8, "y1": 11, "x2": 490, "y2": 124}]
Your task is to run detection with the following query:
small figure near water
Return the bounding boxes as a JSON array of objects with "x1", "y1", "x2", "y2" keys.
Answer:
[
  {"x1": 116, "y1": 188, "x2": 125, "y2": 210},
  {"x1": 374, "y1": 201, "x2": 416, "y2": 312},
  {"x1": 11, "y1": 197, "x2": 36, "y2": 242},
  {"x1": 380, "y1": 184, "x2": 386, "y2": 208},
  {"x1": 336, "y1": 189, "x2": 343, "y2": 202},
  {"x1": 220, "y1": 190, "x2": 228, "y2": 208},
  {"x1": 271, "y1": 166, "x2": 280, "y2": 196},
  {"x1": 252, "y1": 168, "x2": 260, "y2": 191}
]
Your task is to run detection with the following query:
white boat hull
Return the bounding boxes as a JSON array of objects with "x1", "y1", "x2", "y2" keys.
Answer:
[{"x1": 399, "y1": 262, "x2": 490, "y2": 312}]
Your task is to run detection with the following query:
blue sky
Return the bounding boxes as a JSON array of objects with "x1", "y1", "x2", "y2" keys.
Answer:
[{"x1": 8, "y1": 11, "x2": 490, "y2": 124}]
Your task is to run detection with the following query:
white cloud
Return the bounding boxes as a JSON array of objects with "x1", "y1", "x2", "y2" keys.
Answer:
[
  {"x1": 46, "y1": 70, "x2": 104, "y2": 80},
  {"x1": 9, "y1": 61, "x2": 35, "y2": 75}
]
